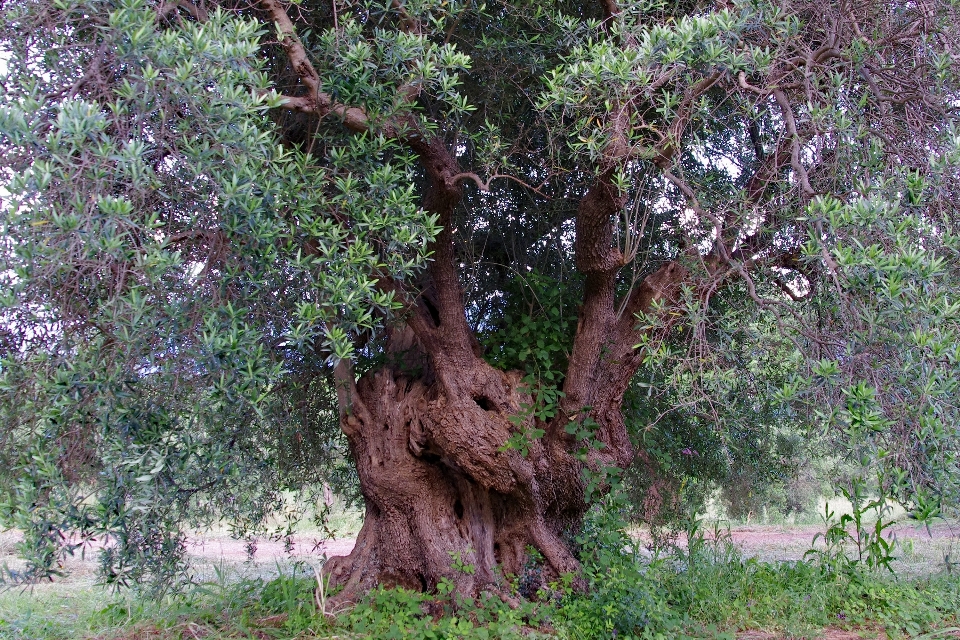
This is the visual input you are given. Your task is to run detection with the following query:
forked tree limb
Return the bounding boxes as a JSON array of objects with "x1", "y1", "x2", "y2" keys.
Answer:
[
  {"x1": 561, "y1": 68, "x2": 722, "y2": 421},
  {"x1": 260, "y1": 0, "x2": 369, "y2": 130}
]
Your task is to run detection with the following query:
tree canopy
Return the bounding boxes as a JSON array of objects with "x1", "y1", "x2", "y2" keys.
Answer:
[{"x1": 1, "y1": 0, "x2": 959, "y2": 596}]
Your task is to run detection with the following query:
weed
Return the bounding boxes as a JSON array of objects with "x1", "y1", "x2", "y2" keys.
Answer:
[
  {"x1": 346, "y1": 585, "x2": 548, "y2": 639},
  {"x1": 805, "y1": 479, "x2": 898, "y2": 574}
]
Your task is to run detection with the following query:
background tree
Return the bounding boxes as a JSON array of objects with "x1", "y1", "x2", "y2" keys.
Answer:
[{"x1": 1, "y1": 0, "x2": 958, "y2": 600}]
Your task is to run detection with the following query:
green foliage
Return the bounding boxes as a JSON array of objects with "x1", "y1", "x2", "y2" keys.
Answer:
[
  {"x1": 622, "y1": 303, "x2": 820, "y2": 528},
  {"x1": 481, "y1": 270, "x2": 578, "y2": 384},
  {"x1": 629, "y1": 156, "x2": 960, "y2": 528},
  {"x1": 498, "y1": 377, "x2": 561, "y2": 457},
  {"x1": 805, "y1": 479, "x2": 898, "y2": 574},
  {"x1": 554, "y1": 498, "x2": 692, "y2": 640},
  {"x1": 565, "y1": 416, "x2": 626, "y2": 503},
  {"x1": 801, "y1": 184, "x2": 960, "y2": 519},
  {"x1": 484, "y1": 271, "x2": 579, "y2": 459},
  {"x1": 346, "y1": 586, "x2": 549, "y2": 640},
  {"x1": 0, "y1": 0, "x2": 443, "y2": 586},
  {"x1": 540, "y1": 1, "x2": 791, "y2": 165}
]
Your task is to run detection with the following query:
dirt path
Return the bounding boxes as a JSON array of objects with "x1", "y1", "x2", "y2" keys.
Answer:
[
  {"x1": 185, "y1": 535, "x2": 356, "y2": 564},
  {"x1": 4, "y1": 520, "x2": 956, "y2": 576},
  {"x1": 726, "y1": 521, "x2": 958, "y2": 561}
]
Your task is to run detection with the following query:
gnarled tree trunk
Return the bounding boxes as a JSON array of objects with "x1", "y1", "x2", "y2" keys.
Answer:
[
  {"x1": 326, "y1": 338, "x2": 585, "y2": 598},
  {"x1": 324, "y1": 133, "x2": 686, "y2": 601}
]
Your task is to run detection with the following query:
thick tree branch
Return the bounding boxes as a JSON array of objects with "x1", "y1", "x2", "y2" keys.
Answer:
[
  {"x1": 259, "y1": 0, "x2": 479, "y2": 371},
  {"x1": 260, "y1": 0, "x2": 370, "y2": 130},
  {"x1": 601, "y1": 0, "x2": 619, "y2": 20},
  {"x1": 614, "y1": 262, "x2": 687, "y2": 338},
  {"x1": 391, "y1": 0, "x2": 418, "y2": 33},
  {"x1": 402, "y1": 137, "x2": 480, "y2": 371},
  {"x1": 262, "y1": 0, "x2": 495, "y2": 361},
  {"x1": 158, "y1": 0, "x2": 208, "y2": 23},
  {"x1": 560, "y1": 65, "x2": 716, "y2": 427},
  {"x1": 334, "y1": 359, "x2": 370, "y2": 436},
  {"x1": 374, "y1": 274, "x2": 440, "y2": 347},
  {"x1": 562, "y1": 168, "x2": 625, "y2": 418},
  {"x1": 261, "y1": 0, "x2": 321, "y2": 97},
  {"x1": 561, "y1": 69, "x2": 722, "y2": 420}
]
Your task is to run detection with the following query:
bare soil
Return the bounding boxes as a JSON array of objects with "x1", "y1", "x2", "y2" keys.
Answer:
[
  {"x1": 184, "y1": 534, "x2": 356, "y2": 565},
  {"x1": 180, "y1": 520, "x2": 958, "y2": 569},
  {"x1": 727, "y1": 521, "x2": 958, "y2": 559},
  {"x1": 4, "y1": 519, "x2": 955, "y2": 579}
]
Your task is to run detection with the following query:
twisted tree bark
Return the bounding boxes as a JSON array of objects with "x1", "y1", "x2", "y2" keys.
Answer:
[{"x1": 324, "y1": 138, "x2": 686, "y2": 600}]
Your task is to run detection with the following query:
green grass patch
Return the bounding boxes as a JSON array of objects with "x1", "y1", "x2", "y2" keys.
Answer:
[
  {"x1": 553, "y1": 507, "x2": 960, "y2": 639},
  {"x1": 0, "y1": 580, "x2": 128, "y2": 640}
]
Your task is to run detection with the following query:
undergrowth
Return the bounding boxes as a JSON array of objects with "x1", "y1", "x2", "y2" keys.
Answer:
[
  {"x1": 2, "y1": 503, "x2": 959, "y2": 639},
  {"x1": 554, "y1": 499, "x2": 960, "y2": 639}
]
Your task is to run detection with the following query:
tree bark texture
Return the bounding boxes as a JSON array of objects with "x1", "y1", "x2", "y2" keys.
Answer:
[{"x1": 327, "y1": 342, "x2": 585, "y2": 599}]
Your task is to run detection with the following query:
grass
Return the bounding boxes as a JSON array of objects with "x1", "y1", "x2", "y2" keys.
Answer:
[
  {"x1": 0, "y1": 579, "x2": 122, "y2": 639},
  {"x1": 1, "y1": 511, "x2": 959, "y2": 640},
  {"x1": 3, "y1": 567, "x2": 957, "y2": 640},
  {"x1": 654, "y1": 530, "x2": 960, "y2": 638}
]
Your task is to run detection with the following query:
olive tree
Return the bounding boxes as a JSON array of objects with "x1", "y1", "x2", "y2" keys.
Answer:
[{"x1": 1, "y1": 0, "x2": 958, "y2": 599}]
